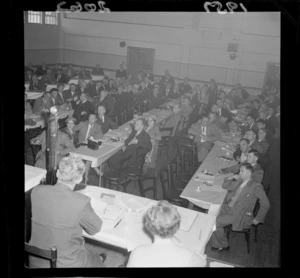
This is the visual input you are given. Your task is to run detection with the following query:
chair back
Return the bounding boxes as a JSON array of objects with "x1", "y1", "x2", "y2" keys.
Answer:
[
  {"x1": 135, "y1": 147, "x2": 148, "y2": 175},
  {"x1": 169, "y1": 158, "x2": 179, "y2": 188},
  {"x1": 159, "y1": 165, "x2": 172, "y2": 199},
  {"x1": 176, "y1": 133, "x2": 195, "y2": 149},
  {"x1": 159, "y1": 127, "x2": 173, "y2": 144},
  {"x1": 253, "y1": 184, "x2": 270, "y2": 218},
  {"x1": 24, "y1": 243, "x2": 57, "y2": 268}
]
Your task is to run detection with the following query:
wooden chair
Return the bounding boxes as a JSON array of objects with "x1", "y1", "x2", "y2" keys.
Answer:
[
  {"x1": 123, "y1": 147, "x2": 149, "y2": 197},
  {"x1": 159, "y1": 165, "x2": 188, "y2": 208},
  {"x1": 158, "y1": 127, "x2": 174, "y2": 157},
  {"x1": 225, "y1": 184, "x2": 271, "y2": 254},
  {"x1": 140, "y1": 168, "x2": 158, "y2": 200},
  {"x1": 24, "y1": 243, "x2": 57, "y2": 268},
  {"x1": 176, "y1": 133, "x2": 198, "y2": 177}
]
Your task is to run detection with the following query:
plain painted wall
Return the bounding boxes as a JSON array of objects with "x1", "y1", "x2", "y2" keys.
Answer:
[{"x1": 24, "y1": 12, "x2": 280, "y2": 94}]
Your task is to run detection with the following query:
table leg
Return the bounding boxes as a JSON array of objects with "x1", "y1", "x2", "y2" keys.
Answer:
[
  {"x1": 98, "y1": 164, "x2": 102, "y2": 187},
  {"x1": 85, "y1": 161, "x2": 91, "y2": 185}
]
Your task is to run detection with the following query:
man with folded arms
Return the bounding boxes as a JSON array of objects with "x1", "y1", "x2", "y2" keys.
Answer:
[{"x1": 211, "y1": 163, "x2": 270, "y2": 252}]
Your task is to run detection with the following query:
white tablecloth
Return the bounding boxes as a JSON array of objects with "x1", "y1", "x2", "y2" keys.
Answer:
[
  {"x1": 181, "y1": 142, "x2": 238, "y2": 216},
  {"x1": 25, "y1": 165, "x2": 47, "y2": 192},
  {"x1": 79, "y1": 186, "x2": 216, "y2": 254}
]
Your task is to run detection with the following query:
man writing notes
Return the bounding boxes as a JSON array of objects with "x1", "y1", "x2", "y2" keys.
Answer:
[
  {"x1": 210, "y1": 163, "x2": 270, "y2": 252},
  {"x1": 29, "y1": 156, "x2": 106, "y2": 268}
]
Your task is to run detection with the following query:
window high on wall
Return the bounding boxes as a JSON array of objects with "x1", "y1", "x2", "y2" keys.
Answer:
[
  {"x1": 28, "y1": 11, "x2": 42, "y2": 24},
  {"x1": 45, "y1": 12, "x2": 57, "y2": 25},
  {"x1": 25, "y1": 11, "x2": 58, "y2": 25}
]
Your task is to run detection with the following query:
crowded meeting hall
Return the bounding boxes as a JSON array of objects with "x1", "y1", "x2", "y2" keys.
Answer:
[{"x1": 24, "y1": 12, "x2": 280, "y2": 269}]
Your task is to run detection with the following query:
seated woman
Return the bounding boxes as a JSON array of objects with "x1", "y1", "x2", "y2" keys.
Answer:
[
  {"x1": 144, "y1": 115, "x2": 161, "y2": 171},
  {"x1": 29, "y1": 156, "x2": 106, "y2": 268},
  {"x1": 127, "y1": 200, "x2": 207, "y2": 267}
]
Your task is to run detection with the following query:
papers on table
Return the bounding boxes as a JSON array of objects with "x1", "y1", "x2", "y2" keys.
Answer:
[
  {"x1": 100, "y1": 193, "x2": 115, "y2": 205},
  {"x1": 119, "y1": 195, "x2": 150, "y2": 213},
  {"x1": 176, "y1": 206, "x2": 198, "y2": 232},
  {"x1": 103, "y1": 205, "x2": 124, "y2": 229}
]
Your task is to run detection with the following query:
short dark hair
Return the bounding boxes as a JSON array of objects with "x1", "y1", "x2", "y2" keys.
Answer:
[
  {"x1": 248, "y1": 149, "x2": 260, "y2": 160},
  {"x1": 50, "y1": 88, "x2": 58, "y2": 94},
  {"x1": 256, "y1": 119, "x2": 266, "y2": 126},
  {"x1": 240, "y1": 162, "x2": 254, "y2": 174},
  {"x1": 240, "y1": 138, "x2": 250, "y2": 145}
]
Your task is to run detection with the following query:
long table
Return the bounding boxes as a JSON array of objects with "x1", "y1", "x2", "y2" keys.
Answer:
[
  {"x1": 70, "y1": 108, "x2": 173, "y2": 186},
  {"x1": 25, "y1": 165, "x2": 47, "y2": 192},
  {"x1": 78, "y1": 185, "x2": 216, "y2": 255},
  {"x1": 180, "y1": 135, "x2": 241, "y2": 216}
]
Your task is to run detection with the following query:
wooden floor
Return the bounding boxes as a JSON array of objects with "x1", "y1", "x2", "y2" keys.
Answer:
[{"x1": 25, "y1": 137, "x2": 280, "y2": 268}]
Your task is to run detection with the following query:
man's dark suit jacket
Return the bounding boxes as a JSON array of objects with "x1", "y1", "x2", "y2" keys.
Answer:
[
  {"x1": 109, "y1": 129, "x2": 152, "y2": 171},
  {"x1": 29, "y1": 182, "x2": 103, "y2": 267},
  {"x1": 92, "y1": 68, "x2": 104, "y2": 75},
  {"x1": 162, "y1": 88, "x2": 176, "y2": 101},
  {"x1": 221, "y1": 177, "x2": 270, "y2": 230},
  {"x1": 116, "y1": 69, "x2": 127, "y2": 79},
  {"x1": 62, "y1": 89, "x2": 80, "y2": 104},
  {"x1": 94, "y1": 95, "x2": 115, "y2": 117},
  {"x1": 178, "y1": 82, "x2": 192, "y2": 94},
  {"x1": 29, "y1": 79, "x2": 46, "y2": 91},
  {"x1": 73, "y1": 100, "x2": 95, "y2": 124},
  {"x1": 97, "y1": 115, "x2": 118, "y2": 134},
  {"x1": 35, "y1": 66, "x2": 48, "y2": 77},
  {"x1": 54, "y1": 73, "x2": 68, "y2": 84}
]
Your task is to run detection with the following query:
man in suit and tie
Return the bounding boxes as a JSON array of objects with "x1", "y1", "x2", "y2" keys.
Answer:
[
  {"x1": 244, "y1": 129, "x2": 264, "y2": 154},
  {"x1": 29, "y1": 156, "x2": 106, "y2": 268},
  {"x1": 73, "y1": 113, "x2": 103, "y2": 144},
  {"x1": 241, "y1": 115, "x2": 257, "y2": 135},
  {"x1": 92, "y1": 64, "x2": 104, "y2": 75},
  {"x1": 73, "y1": 114, "x2": 104, "y2": 180},
  {"x1": 56, "y1": 83, "x2": 66, "y2": 105},
  {"x1": 63, "y1": 83, "x2": 80, "y2": 105},
  {"x1": 54, "y1": 69, "x2": 68, "y2": 84},
  {"x1": 30, "y1": 119, "x2": 75, "y2": 169},
  {"x1": 162, "y1": 82, "x2": 176, "y2": 102},
  {"x1": 96, "y1": 105, "x2": 118, "y2": 134},
  {"x1": 210, "y1": 163, "x2": 270, "y2": 252},
  {"x1": 178, "y1": 77, "x2": 192, "y2": 95},
  {"x1": 73, "y1": 93, "x2": 95, "y2": 124},
  {"x1": 108, "y1": 118, "x2": 152, "y2": 171},
  {"x1": 189, "y1": 114, "x2": 222, "y2": 163},
  {"x1": 35, "y1": 61, "x2": 48, "y2": 77},
  {"x1": 29, "y1": 74, "x2": 46, "y2": 91},
  {"x1": 33, "y1": 92, "x2": 52, "y2": 114}
]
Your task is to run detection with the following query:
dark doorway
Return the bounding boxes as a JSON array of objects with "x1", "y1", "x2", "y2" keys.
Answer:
[{"x1": 126, "y1": 46, "x2": 155, "y2": 76}]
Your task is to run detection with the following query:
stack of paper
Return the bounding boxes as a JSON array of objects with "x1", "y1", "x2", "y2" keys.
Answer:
[{"x1": 102, "y1": 205, "x2": 124, "y2": 229}]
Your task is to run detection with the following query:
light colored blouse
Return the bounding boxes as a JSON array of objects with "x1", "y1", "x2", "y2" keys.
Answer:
[{"x1": 127, "y1": 239, "x2": 207, "y2": 267}]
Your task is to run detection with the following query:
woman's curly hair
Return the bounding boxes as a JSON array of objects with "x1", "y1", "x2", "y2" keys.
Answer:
[{"x1": 143, "y1": 200, "x2": 181, "y2": 238}]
